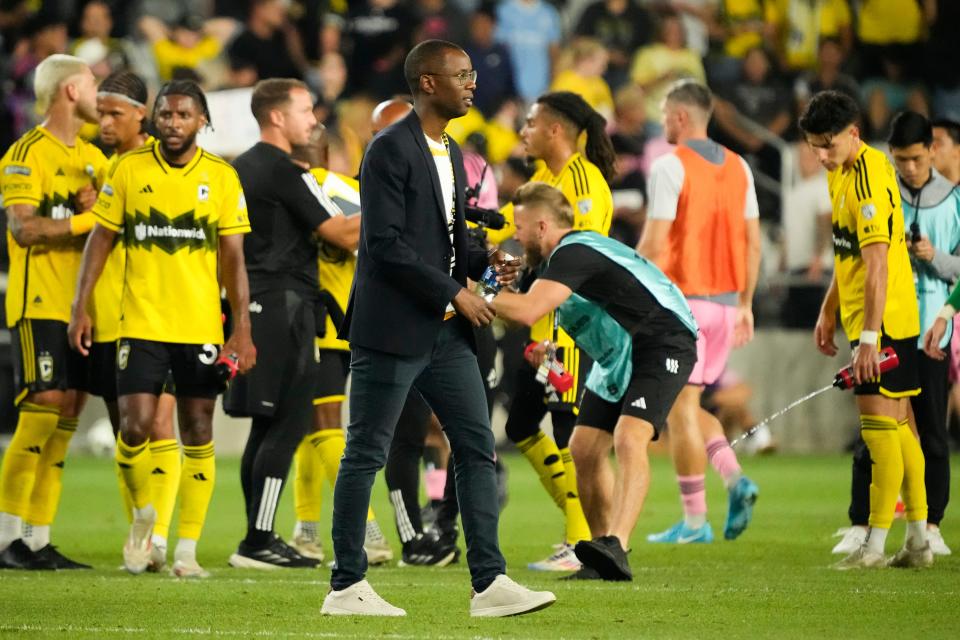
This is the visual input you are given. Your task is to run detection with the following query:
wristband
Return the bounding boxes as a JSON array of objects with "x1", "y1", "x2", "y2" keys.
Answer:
[
  {"x1": 858, "y1": 330, "x2": 878, "y2": 346},
  {"x1": 69, "y1": 212, "x2": 95, "y2": 236},
  {"x1": 937, "y1": 304, "x2": 956, "y2": 323}
]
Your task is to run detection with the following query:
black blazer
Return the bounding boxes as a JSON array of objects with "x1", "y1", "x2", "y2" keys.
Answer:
[{"x1": 339, "y1": 110, "x2": 488, "y2": 356}]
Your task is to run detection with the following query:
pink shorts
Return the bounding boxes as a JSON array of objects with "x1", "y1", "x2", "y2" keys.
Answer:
[{"x1": 687, "y1": 299, "x2": 736, "y2": 386}]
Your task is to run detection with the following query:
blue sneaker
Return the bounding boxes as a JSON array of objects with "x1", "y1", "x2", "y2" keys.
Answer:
[
  {"x1": 724, "y1": 476, "x2": 759, "y2": 540},
  {"x1": 646, "y1": 521, "x2": 714, "y2": 544}
]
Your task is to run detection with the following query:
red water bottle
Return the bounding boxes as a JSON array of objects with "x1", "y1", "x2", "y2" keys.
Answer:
[
  {"x1": 833, "y1": 346, "x2": 899, "y2": 390},
  {"x1": 215, "y1": 352, "x2": 239, "y2": 382}
]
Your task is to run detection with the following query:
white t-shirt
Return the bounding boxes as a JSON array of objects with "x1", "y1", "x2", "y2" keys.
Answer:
[
  {"x1": 647, "y1": 146, "x2": 760, "y2": 222},
  {"x1": 426, "y1": 134, "x2": 457, "y2": 313},
  {"x1": 782, "y1": 174, "x2": 832, "y2": 271}
]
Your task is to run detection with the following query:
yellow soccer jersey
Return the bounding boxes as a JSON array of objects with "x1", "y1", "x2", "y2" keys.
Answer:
[
  {"x1": 1, "y1": 126, "x2": 107, "y2": 327},
  {"x1": 828, "y1": 143, "x2": 919, "y2": 341},
  {"x1": 311, "y1": 167, "x2": 359, "y2": 352},
  {"x1": 93, "y1": 140, "x2": 250, "y2": 344},
  {"x1": 90, "y1": 137, "x2": 155, "y2": 343}
]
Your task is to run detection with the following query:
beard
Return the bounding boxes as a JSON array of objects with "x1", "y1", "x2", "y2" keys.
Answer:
[
  {"x1": 160, "y1": 131, "x2": 198, "y2": 158},
  {"x1": 524, "y1": 244, "x2": 544, "y2": 269}
]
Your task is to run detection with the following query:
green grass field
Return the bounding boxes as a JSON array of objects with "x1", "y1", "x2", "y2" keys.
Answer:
[{"x1": 1, "y1": 452, "x2": 958, "y2": 639}]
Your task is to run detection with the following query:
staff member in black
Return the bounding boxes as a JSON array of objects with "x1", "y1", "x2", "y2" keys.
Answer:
[
  {"x1": 321, "y1": 40, "x2": 555, "y2": 618},
  {"x1": 225, "y1": 78, "x2": 360, "y2": 569}
]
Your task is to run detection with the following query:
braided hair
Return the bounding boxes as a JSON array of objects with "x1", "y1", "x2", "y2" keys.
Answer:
[
  {"x1": 536, "y1": 91, "x2": 616, "y2": 181},
  {"x1": 98, "y1": 70, "x2": 148, "y2": 107},
  {"x1": 153, "y1": 79, "x2": 212, "y2": 128}
]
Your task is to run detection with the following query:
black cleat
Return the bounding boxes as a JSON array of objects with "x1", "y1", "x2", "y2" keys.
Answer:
[
  {"x1": 574, "y1": 536, "x2": 632, "y2": 581},
  {"x1": 0, "y1": 539, "x2": 40, "y2": 569},
  {"x1": 560, "y1": 565, "x2": 602, "y2": 581},
  {"x1": 228, "y1": 534, "x2": 320, "y2": 570},
  {"x1": 32, "y1": 544, "x2": 91, "y2": 569},
  {"x1": 398, "y1": 531, "x2": 457, "y2": 567}
]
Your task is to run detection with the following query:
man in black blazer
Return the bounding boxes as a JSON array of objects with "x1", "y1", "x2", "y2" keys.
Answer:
[{"x1": 321, "y1": 40, "x2": 556, "y2": 618}]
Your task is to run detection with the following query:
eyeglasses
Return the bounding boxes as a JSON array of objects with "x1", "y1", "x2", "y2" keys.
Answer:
[{"x1": 422, "y1": 70, "x2": 477, "y2": 87}]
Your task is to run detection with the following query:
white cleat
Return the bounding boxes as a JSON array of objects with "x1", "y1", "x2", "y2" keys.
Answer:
[
  {"x1": 527, "y1": 543, "x2": 581, "y2": 572},
  {"x1": 123, "y1": 506, "x2": 156, "y2": 575},
  {"x1": 147, "y1": 543, "x2": 167, "y2": 573},
  {"x1": 831, "y1": 526, "x2": 867, "y2": 555},
  {"x1": 172, "y1": 557, "x2": 211, "y2": 579},
  {"x1": 832, "y1": 545, "x2": 886, "y2": 570},
  {"x1": 364, "y1": 520, "x2": 394, "y2": 566},
  {"x1": 291, "y1": 523, "x2": 325, "y2": 562},
  {"x1": 470, "y1": 574, "x2": 556, "y2": 618},
  {"x1": 888, "y1": 543, "x2": 935, "y2": 569},
  {"x1": 927, "y1": 527, "x2": 951, "y2": 556},
  {"x1": 321, "y1": 579, "x2": 406, "y2": 616}
]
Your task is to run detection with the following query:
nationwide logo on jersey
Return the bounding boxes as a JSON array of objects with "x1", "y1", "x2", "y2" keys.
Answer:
[
  {"x1": 38, "y1": 191, "x2": 77, "y2": 221},
  {"x1": 126, "y1": 208, "x2": 218, "y2": 254},
  {"x1": 832, "y1": 223, "x2": 860, "y2": 260}
]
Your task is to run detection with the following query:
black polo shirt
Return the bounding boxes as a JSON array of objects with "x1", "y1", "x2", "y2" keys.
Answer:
[{"x1": 233, "y1": 142, "x2": 333, "y2": 296}]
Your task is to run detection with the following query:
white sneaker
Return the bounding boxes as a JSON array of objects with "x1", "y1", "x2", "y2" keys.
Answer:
[
  {"x1": 321, "y1": 579, "x2": 406, "y2": 616},
  {"x1": 888, "y1": 542, "x2": 934, "y2": 569},
  {"x1": 470, "y1": 574, "x2": 556, "y2": 618},
  {"x1": 291, "y1": 522, "x2": 325, "y2": 562},
  {"x1": 123, "y1": 506, "x2": 156, "y2": 575},
  {"x1": 832, "y1": 545, "x2": 886, "y2": 570},
  {"x1": 831, "y1": 526, "x2": 867, "y2": 555},
  {"x1": 927, "y1": 527, "x2": 952, "y2": 556},
  {"x1": 364, "y1": 520, "x2": 394, "y2": 565},
  {"x1": 527, "y1": 543, "x2": 581, "y2": 572}
]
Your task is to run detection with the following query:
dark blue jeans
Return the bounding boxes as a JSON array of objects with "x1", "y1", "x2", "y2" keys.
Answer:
[{"x1": 331, "y1": 321, "x2": 506, "y2": 592}]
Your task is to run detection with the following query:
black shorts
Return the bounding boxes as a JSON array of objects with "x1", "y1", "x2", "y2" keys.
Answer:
[
  {"x1": 577, "y1": 331, "x2": 697, "y2": 438},
  {"x1": 86, "y1": 341, "x2": 119, "y2": 401},
  {"x1": 224, "y1": 289, "x2": 318, "y2": 418},
  {"x1": 315, "y1": 349, "x2": 349, "y2": 405},
  {"x1": 851, "y1": 335, "x2": 920, "y2": 398},
  {"x1": 117, "y1": 338, "x2": 222, "y2": 399},
  {"x1": 11, "y1": 319, "x2": 87, "y2": 402}
]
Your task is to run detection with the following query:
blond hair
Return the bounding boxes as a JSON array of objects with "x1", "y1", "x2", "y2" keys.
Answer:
[
  {"x1": 34, "y1": 54, "x2": 90, "y2": 114},
  {"x1": 512, "y1": 182, "x2": 574, "y2": 228}
]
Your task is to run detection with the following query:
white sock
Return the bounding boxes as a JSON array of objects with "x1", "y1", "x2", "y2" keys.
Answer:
[
  {"x1": 175, "y1": 537, "x2": 197, "y2": 561},
  {"x1": 723, "y1": 471, "x2": 743, "y2": 491},
  {"x1": 23, "y1": 523, "x2": 49, "y2": 552},
  {"x1": 684, "y1": 513, "x2": 707, "y2": 529},
  {"x1": 296, "y1": 520, "x2": 318, "y2": 540},
  {"x1": 133, "y1": 504, "x2": 155, "y2": 522},
  {"x1": 0, "y1": 512, "x2": 21, "y2": 549},
  {"x1": 864, "y1": 527, "x2": 889, "y2": 554},
  {"x1": 906, "y1": 520, "x2": 928, "y2": 549},
  {"x1": 151, "y1": 533, "x2": 167, "y2": 550}
]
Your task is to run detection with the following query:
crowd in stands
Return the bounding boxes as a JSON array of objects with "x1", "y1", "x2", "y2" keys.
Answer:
[{"x1": 1, "y1": 0, "x2": 959, "y2": 327}]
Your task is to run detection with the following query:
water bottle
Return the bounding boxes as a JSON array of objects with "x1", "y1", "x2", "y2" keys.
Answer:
[
  {"x1": 474, "y1": 253, "x2": 514, "y2": 302},
  {"x1": 833, "y1": 346, "x2": 899, "y2": 390},
  {"x1": 215, "y1": 353, "x2": 239, "y2": 382}
]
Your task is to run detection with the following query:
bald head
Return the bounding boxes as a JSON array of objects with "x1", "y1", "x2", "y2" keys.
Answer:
[{"x1": 371, "y1": 98, "x2": 413, "y2": 134}]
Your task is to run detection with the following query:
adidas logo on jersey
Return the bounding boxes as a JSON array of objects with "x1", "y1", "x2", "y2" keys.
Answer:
[
  {"x1": 33, "y1": 295, "x2": 42, "y2": 304},
  {"x1": 55, "y1": 167, "x2": 65, "y2": 176},
  {"x1": 139, "y1": 185, "x2": 154, "y2": 193},
  {"x1": 630, "y1": 397, "x2": 647, "y2": 410}
]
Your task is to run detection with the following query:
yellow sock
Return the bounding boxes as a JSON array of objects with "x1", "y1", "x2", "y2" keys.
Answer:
[
  {"x1": 897, "y1": 419, "x2": 928, "y2": 523},
  {"x1": 149, "y1": 439, "x2": 182, "y2": 540},
  {"x1": 117, "y1": 461, "x2": 134, "y2": 523},
  {"x1": 860, "y1": 414, "x2": 903, "y2": 529},
  {"x1": 0, "y1": 403, "x2": 60, "y2": 517},
  {"x1": 177, "y1": 442, "x2": 215, "y2": 540},
  {"x1": 517, "y1": 430, "x2": 566, "y2": 510},
  {"x1": 294, "y1": 433, "x2": 324, "y2": 523},
  {"x1": 115, "y1": 435, "x2": 153, "y2": 510},
  {"x1": 316, "y1": 429, "x2": 346, "y2": 486},
  {"x1": 25, "y1": 416, "x2": 77, "y2": 526},
  {"x1": 560, "y1": 447, "x2": 591, "y2": 544}
]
